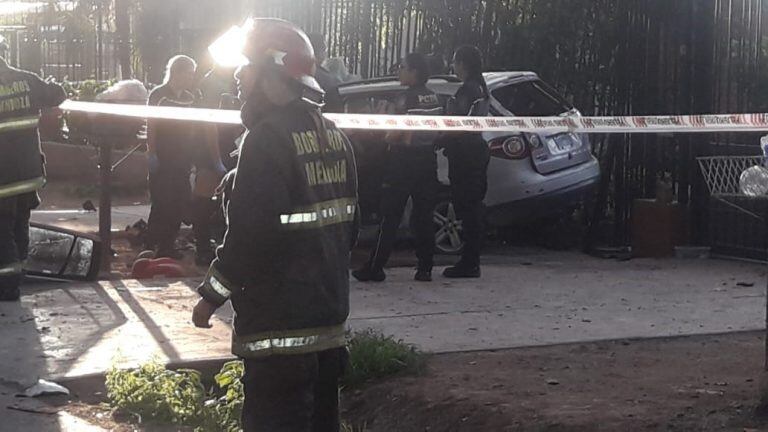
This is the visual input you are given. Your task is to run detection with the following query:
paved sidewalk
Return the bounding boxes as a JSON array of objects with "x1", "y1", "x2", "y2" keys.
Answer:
[
  {"x1": 0, "y1": 250, "x2": 764, "y2": 430},
  {"x1": 2, "y1": 250, "x2": 764, "y2": 378}
]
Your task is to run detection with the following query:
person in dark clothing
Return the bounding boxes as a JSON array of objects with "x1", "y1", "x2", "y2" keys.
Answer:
[
  {"x1": 352, "y1": 53, "x2": 442, "y2": 283},
  {"x1": 198, "y1": 66, "x2": 242, "y2": 169},
  {"x1": 0, "y1": 35, "x2": 66, "y2": 301},
  {"x1": 427, "y1": 53, "x2": 449, "y2": 75},
  {"x1": 146, "y1": 55, "x2": 226, "y2": 261},
  {"x1": 439, "y1": 45, "x2": 491, "y2": 278},
  {"x1": 192, "y1": 19, "x2": 359, "y2": 432},
  {"x1": 307, "y1": 33, "x2": 342, "y2": 112},
  {"x1": 194, "y1": 65, "x2": 241, "y2": 264}
]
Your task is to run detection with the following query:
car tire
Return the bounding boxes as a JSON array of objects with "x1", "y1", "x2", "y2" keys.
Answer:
[{"x1": 433, "y1": 198, "x2": 464, "y2": 255}]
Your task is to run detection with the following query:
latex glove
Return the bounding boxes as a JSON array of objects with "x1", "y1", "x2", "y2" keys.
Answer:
[
  {"x1": 192, "y1": 298, "x2": 217, "y2": 329},
  {"x1": 147, "y1": 153, "x2": 160, "y2": 174},
  {"x1": 214, "y1": 160, "x2": 227, "y2": 176}
]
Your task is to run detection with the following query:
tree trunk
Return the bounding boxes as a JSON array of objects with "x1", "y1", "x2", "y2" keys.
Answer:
[{"x1": 115, "y1": 0, "x2": 132, "y2": 79}]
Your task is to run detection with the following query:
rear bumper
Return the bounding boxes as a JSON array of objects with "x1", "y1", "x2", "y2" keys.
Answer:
[{"x1": 486, "y1": 175, "x2": 599, "y2": 227}]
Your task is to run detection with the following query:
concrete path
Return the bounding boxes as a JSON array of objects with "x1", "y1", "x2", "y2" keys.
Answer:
[
  {"x1": 351, "y1": 251, "x2": 766, "y2": 352},
  {"x1": 0, "y1": 250, "x2": 764, "y2": 430},
  {"x1": 1, "y1": 250, "x2": 764, "y2": 377}
]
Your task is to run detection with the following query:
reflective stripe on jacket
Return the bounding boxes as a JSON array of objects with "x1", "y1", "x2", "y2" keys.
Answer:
[
  {"x1": 0, "y1": 261, "x2": 22, "y2": 276},
  {"x1": 231, "y1": 324, "x2": 347, "y2": 358}
]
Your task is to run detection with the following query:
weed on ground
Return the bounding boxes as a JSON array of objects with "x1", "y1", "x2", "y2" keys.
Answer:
[{"x1": 104, "y1": 330, "x2": 418, "y2": 430}]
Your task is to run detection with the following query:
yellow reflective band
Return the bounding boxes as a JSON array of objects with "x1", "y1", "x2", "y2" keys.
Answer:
[
  {"x1": 0, "y1": 116, "x2": 39, "y2": 133},
  {"x1": 0, "y1": 262, "x2": 22, "y2": 276},
  {"x1": 0, "y1": 177, "x2": 45, "y2": 199},
  {"x1": 243, "y1": 335, "x2": 320, "y2": 352},
  {"x1": 232, "y1": 323, "x2": 347, "y2": 358},
  {"x1": 280, "y1": 212, "x2": 319, "y2": 225},
  {"x1": 208, "y1": 274, "x2": 231, "y2": 299},
  {"x1": 200, "y1": 266, "x2": 237, "y2": 305},
  {"x1": 279, "y1": 197, "x2": 356, "y2": 230}
]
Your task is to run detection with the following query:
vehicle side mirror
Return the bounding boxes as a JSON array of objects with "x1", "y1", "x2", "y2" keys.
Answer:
[{"x1": 26, "y1": 223, "x2": 101, "y2": 281}]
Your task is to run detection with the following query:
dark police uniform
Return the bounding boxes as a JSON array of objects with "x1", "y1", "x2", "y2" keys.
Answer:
[
  {"x1": 440, "y1": 77, "x2": 490, "y2": 269},
  {"x1": 145, "y1": 84, "x2": 200, "y2": 254},
  {"x1": 314, "y1": 65, "x2": 342, "y2": 113},
  {"x1": 0, "y1": 59, "x2": 66, "y2": 299},
  {"x1": 365, "y1": 84, "x2": 442, "y2": 273},
  {"x1": 197, "y1": 98, "x2": 358, "y2": 431}
]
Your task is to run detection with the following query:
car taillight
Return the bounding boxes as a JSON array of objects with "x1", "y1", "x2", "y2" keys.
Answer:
[{"x1": 488, "y1": 135, "x2": 529, "y2": 160}]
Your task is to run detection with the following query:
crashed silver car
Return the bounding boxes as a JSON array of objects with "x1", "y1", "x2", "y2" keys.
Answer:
[{"x1": 340, "y1": 72, "x2": 600, "y2": 253}]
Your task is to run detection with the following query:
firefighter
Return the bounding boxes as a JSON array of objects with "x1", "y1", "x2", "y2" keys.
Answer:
[
  {"x1": 0, "y1": 35, "x2": 66, "y2": 301},
  {"x1": 439, "y1": 45, "x2": 491, "y2": 278},
  {"x1": 192, "y1": 19, "x2": 359, "y2": 432},
  {"x1": 352, "y1": 53, "x2": 441, "y2": 283}
]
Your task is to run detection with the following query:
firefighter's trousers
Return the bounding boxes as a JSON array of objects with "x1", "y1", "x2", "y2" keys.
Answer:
[
  {"x1": 241, "y1": 348, "x2": 347, "y2": 432},
  {"x1": 0, "y1": 193, "x2": 37, "y2": 301}
]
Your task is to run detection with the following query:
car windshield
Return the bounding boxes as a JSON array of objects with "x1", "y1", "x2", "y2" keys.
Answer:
[{"x1": 492, "y1": 80, "x2": 572, "y2": 116}]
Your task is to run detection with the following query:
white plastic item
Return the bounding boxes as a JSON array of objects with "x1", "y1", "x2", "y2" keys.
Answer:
[
  {"x1": 23, "y1": 379, "x2": 70, "y2": 397},
  {"x1": 761, "y1": 135, "x2": 768, "y2": 167},
  {"x1": 739, "y1": 165, "x2": 768, "y2": 196}
]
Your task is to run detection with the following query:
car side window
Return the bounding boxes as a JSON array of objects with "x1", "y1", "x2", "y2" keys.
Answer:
[
  {"x1": 492, "y1": 80, "x2": 571, "y2": 116},
  {"x1": 344, "y1": 95, "x2": 396, "y2": 114}
]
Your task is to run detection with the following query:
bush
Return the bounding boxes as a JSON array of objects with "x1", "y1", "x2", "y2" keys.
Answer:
[
  {"x1": 196, "y1": 360, "x2": 244, "y2": 432},
  {"x1": 105, "y1": 330, "x2": 420, "y2": 429},
  {"x1": 343, "y1": 329, "x2": 425, "y2": 387},
  {"x1": 105, "y1": 361, "x2": 205, "y2": 425}
]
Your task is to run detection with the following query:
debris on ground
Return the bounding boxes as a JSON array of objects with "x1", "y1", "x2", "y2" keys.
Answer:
[
  {"x1": 131, "y1": 258, "x2": 186, "y2": 279},
  {"x1": 22, "y1": 379, "x2": 70, "y2": 398},
  {"x1": 81, "y1": 200, "x2": 96, "y2": 212}
]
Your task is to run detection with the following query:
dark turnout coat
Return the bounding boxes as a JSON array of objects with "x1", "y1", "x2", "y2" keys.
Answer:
[
  {"x1": 0, "y1": 62, "x2": 66, "y2": 198},
  {"x1": 198, "y1": 98, "x2": 359, "y2": 359}
]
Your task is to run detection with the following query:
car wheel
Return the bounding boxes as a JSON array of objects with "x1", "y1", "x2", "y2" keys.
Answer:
[{"x1": 433, "y1": 200, "x2": 464, "y2": 255}]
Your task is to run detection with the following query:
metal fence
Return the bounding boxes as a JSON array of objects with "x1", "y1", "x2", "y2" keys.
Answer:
[
  {"x1": 0, "y1": 0, "x2": 121, "y2": 81},
  {"x1": 2, "y1": 0, "x2": 767, "y2": 249},
  {"x1": 249, "y1": 0, "x2": 766, "y2": 246}
]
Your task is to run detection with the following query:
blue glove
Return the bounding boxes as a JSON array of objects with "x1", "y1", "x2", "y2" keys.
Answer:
[
  {"x1": 147, "y1": 153, "x2": 159, "y2": 174},
  {"x1": 214, "y1": 160, "x2": 227, "y2": 176}
]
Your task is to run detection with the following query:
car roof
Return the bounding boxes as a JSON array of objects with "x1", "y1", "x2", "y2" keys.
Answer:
[{"x1": 338, "y1": 71, "x2": 540, "y2": 96}]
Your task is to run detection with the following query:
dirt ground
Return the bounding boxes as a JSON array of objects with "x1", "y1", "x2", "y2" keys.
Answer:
[
  {"x1": 27, "y1": 331, "x2": 768, "y2": 431},
  {"x1": 343, "y1": 331, "x2": 768, "y2": 432}
]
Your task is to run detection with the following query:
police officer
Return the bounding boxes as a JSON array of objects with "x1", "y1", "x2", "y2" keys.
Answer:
[
  {"x1": 352, "y1": 53, "x2": 441, "y2": 283},
  {"x1": 191, "y1": 19, "x2": 359, "y2": 432},
  {"x1": 307, "y1": 33, "x2": 342, "y2": 113},
  {"x1": 0, "y1": 35, "x2": 66, "y2": 301},
  {"x1": 439, "y1": 45, "x2": 490, "y2": 278},
  {"x1": 146, "y1": 55, "x2": 226, "y2": 261}
]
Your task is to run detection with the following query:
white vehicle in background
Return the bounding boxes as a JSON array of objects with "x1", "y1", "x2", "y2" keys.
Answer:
[{"x1": 339, "y1": 72, "x2": 600, "y2": 253}]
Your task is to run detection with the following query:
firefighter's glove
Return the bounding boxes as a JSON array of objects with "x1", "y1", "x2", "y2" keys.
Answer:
[{"x1": 192, "y1": 298, "x2": 217, "y2": 329}]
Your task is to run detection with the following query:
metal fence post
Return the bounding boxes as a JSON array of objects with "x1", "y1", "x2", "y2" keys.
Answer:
[{"x1": 98, "y1": 135, "x2": 112, "y2": 274}]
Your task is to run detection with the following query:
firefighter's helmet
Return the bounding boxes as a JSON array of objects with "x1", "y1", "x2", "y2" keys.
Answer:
[{"x1": 242, "y1": 19, "x2": 323, "y2": 96}]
